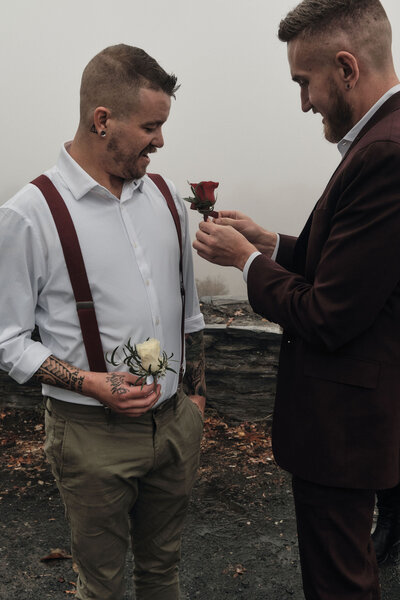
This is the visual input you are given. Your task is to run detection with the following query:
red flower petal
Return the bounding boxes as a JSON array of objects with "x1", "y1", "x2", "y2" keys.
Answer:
[{"x1": 189, "y1": 181, "x2": 219, "y2": 204}]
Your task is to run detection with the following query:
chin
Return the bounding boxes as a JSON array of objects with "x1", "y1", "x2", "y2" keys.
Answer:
[
  {"x1": 323, "y1": 124, "x2": 341, "y2": 144},
  {"x1": 127, "y1": 167, "x2": 147, "y2": 180}
]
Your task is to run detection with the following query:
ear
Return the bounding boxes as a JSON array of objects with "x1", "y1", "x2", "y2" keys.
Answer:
[
  {"x1": 92, "y1": 107, "x2": 111, "y2": 135},
  {"x1": 335, "y1": 51, "x2": 359, "y2": 90}
]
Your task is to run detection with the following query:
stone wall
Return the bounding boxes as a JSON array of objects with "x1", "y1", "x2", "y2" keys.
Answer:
[
  {"x1": 204, "y1": 324, "x2": 281, "y2": 421},
  {"x1": 0, "y1": 300, "x2": 282, "y2": 422}
]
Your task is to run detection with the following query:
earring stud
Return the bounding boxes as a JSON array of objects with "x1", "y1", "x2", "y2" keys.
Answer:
[{"x1": 100, "y1": 131, "x2": 106, "y2": 138}]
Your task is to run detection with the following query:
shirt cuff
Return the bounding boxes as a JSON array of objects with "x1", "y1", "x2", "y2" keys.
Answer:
[
  {"x1": 184, "y1": 312, "x2": 205, "y2": 334},
  {"x1": 8, "y1": 342, "x2": 52, "y2": 384},
  {"x1": 242, "y1": 235, "x2": 280, "y2": 283},
  {"x1": 271, "y1": 234, "x2": 280, "y2": 261},
  {"x1": 243, "y1": 252, "x2": 261, "y2": 283}
]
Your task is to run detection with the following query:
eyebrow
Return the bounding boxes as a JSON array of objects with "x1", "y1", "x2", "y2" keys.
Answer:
[{"x1": 143, "y1": 120, "x2": 165, "y2": 127}]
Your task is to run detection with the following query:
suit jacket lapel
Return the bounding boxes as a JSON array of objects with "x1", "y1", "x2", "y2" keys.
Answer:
[{"x1": 292, "y1": 92, "x2": 400, "y2": 279}]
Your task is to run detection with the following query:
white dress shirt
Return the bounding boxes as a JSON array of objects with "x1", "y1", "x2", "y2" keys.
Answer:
[
  {"x1": 0, "y1": 144, "x2": 204, "y2": 406},
  {"x1": 243, "y1": 84, "x2": 400, "y2": 279}
]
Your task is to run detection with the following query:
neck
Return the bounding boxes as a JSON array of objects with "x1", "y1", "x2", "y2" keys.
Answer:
[
  {"x1": 69, "y1": 130, "x2": 124, "y2": 199},
  {"x1": 351, "y1": 72, "x2": 400, "y2": 124}
]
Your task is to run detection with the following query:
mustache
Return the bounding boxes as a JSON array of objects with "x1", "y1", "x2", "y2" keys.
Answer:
[{"x1": 142, "y1": 146, "x2": 157, "y2": 155}]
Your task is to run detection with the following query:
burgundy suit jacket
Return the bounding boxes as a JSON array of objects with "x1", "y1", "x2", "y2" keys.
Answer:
[{"x1": 248, "y1": 92, "x2": 400, "y2": 489}]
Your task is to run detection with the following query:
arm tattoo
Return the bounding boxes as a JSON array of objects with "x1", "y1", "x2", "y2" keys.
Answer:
[
  {"x1": 183, "y1": 330, "x2": 206, "y2": 398},
  {"x1": 34, "y1": 355, "x2": 84, "y2": 394},
  {"x1": 106, "y1": 373, "x2": 128, "y2": 396}
]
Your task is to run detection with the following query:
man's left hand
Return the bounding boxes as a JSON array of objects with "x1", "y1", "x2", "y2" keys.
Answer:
[{"x1": 193, "y1": 220, "x2": 257, "y2": 270}]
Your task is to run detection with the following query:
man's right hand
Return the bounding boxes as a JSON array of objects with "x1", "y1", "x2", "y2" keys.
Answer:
[
  {"x1": 35, "y1": 355, "x2": 161, "y2": 417},
  {"x1": 214, "y1": 211, "x2": 277, "y2": 257},
  {"x1": 83, "y1": 371, "x2": 161, "y2": 416}
]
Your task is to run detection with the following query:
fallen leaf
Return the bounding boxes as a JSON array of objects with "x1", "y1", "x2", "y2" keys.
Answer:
[
  {"x1": 40, "y1": 548, "x2": 72, "y2": 562},
  {"x1": 233, "y1": 564, "x2": 247, "y2": 578}
]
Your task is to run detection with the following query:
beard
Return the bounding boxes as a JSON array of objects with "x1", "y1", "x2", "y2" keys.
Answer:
[
  {"x1": 106, "y1": 136, "x2": 155, "y2": 180},
  {"x1": 323, "y1": 80, "x2": 354, "y2": 144}
]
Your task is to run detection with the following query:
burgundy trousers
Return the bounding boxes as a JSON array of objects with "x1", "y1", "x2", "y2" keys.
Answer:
[{"x1": 292, "y1": 476, "x2": 380, "y2": 600}]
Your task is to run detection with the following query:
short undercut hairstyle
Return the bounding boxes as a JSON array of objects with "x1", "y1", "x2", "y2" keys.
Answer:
[
  {"x1": 80, "y1": 44, "x2": 179, "y2": 125},
  {"x1": 278, "y1": 0, "x2": 389, "y2": 41}
]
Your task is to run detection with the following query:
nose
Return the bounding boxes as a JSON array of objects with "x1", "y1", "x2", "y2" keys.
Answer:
[
  {"x1": 301, "y1": 87, "x2": 312, "y2": 113},
  {"x1": 153, "y1": 128, "x2": 164, "y2": 148}
]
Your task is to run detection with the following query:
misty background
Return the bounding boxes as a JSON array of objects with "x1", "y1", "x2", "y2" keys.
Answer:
[{"x1": 1, "y1": 0, "x2": 400, "y2": 297}]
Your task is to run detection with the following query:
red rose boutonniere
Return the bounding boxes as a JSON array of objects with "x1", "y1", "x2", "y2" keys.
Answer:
[{"x1": 184, "y1": 181, "x2": 219, "y2": 221}]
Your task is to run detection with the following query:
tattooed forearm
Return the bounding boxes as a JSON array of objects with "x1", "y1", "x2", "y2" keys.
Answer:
[
  {"x1": 106, "y1": 373, "x2": 128, "y2": 396},
  {"x1": 34, "y1": 355, "x2": 85, "y2": 393},
  {"x1": 183, "y1": 330, "x2": 206, "y2": 398}
]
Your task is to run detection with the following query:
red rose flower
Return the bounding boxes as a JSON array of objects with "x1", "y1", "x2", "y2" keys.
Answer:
[
  {"x1": 190, "y1": 181, "x2": 219, "y2": 206},
  {"x1": 184, "y1": 180, "x2": 219, "y2": 220}
]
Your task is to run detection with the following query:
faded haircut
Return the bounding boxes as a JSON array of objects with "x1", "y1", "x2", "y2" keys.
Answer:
[
  {"x1": 278, "y1": 0, "x2": 392, "y2": 69},
  {"x1": 79, "y1": 44, "x2": 179, "y2": 126}
]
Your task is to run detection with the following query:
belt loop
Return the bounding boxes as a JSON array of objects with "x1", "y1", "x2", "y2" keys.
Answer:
[
  {"x1": 104, "y1": 405, "x2": 114, "y2": 425},
  {"x1": 43, "y1": 396, "x2": 52, "y2": 416}
]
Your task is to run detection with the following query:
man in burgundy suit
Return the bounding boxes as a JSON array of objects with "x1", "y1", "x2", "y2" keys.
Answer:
[{"x1": 194, "y1": 0, "x2": 400, "y2": 597}]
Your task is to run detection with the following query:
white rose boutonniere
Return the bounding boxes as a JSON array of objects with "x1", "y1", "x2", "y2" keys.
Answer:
[
  {"x1": 136, "y1": 338, "x2": 161, "y2": 372},
  {"x1": 107, "y1": 338, "x2": 176, "y2": 386}
]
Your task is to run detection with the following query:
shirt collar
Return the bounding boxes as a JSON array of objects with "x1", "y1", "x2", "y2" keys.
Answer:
[
  {"x1": 56, "y1": 142, "x2": 145, "y2": 200},
  {"x1": 337, "y1": 84, "x2": 400, "y2": 158}
]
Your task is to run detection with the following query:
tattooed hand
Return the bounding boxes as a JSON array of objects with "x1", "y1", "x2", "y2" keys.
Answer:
[
  {"x1": 35, "y1": 355, "x2": 161, "y2": 417},
  {"x1": 106, "y1": 372, "x2": 130, "y2": 396}
]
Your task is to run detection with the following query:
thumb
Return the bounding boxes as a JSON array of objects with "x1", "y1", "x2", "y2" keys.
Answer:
[{"x1": 123, "y1": 371, "x2": 143, "y2": 385}]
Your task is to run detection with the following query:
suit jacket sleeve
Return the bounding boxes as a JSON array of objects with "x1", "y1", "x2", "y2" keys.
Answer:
[
  {"x1": 248, "y1": 140, "x2": 400, "y2": 352},
  {"x1": 276, "y1": 234, "x2": 297, "y2": 271}
]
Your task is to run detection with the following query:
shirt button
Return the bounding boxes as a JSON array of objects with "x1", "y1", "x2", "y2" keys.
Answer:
[
  {"x1": 146, "y1": 280, "x2": 150, "y2": 286},
  {"x1": 155, "y1": 318, "x2": 160, "y2": 325}
]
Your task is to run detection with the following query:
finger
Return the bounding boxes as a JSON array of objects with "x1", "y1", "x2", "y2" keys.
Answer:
[
  {"x1": 193, "y1": 239, "x2": 214, "y2": 257},
  {"x1": 217, "y1": 210, "x2": 240, "y2": 219},
  {"x1": 213, "y1": 217, "x2": 239, "y2": 227},
  {"x1": 117, "y1": 394, "x2": 158, "y2": 411},
  {"x1": 117, "y1": 385, "x2": 161, "y2": 412},
  {"x1": 198, "y1": 220, "x2": 217, "y2": 233},
  {"x1": 127, "y1": 382, "x2": 161, "y2": 400},
  {"x1": 195, "y1": 247, "x2": 220, "y2": 264},
  {"x1": 195, "y1": 229, "x2": 213, "y2": 245}
]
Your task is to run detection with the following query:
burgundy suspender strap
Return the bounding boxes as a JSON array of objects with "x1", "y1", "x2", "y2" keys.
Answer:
[
  {"x1": 147, "y1": 173, "x2": 186, "y2": 383},
  {"x1": 31, "y1": 174, "x2": 107, "y2": 372},
  {"x1": 31, "y1": 173, "x2": 185, "y2": 382}
]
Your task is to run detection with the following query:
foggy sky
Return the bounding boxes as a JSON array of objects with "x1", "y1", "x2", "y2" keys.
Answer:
[{"x1": 2, "y1": 0, "x2": 400, "y2": 296}]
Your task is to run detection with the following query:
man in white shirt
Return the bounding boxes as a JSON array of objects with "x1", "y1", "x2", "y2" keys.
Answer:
[
  {"x1": 193, "y1": 0, "x2": 400, "y2": 598},
  {"x1": 0, "y1": 45, "x2": 205, "y2": 600}
]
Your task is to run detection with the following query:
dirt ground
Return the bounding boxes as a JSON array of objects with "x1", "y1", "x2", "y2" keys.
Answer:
[{"x1": 1, "y1": 405, "x2": 400, "y2": 599}]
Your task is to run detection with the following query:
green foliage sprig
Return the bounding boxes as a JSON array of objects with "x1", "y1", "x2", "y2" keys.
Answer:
[{"x1": 106, "y1": 338, "x2": 176, "y2": 387}]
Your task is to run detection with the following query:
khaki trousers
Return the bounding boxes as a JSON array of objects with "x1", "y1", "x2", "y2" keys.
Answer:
[{"x1": 44, "y1": 389, "x2": 203, "y2": 600}]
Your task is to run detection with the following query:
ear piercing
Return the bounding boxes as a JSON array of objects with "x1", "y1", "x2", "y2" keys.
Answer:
[
  {"x1": 346, "y1": 83, "x2": 351, "y2": 90},
  {"x1": 100, "y1": 131, "x2": 107, "y2": 138}
]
